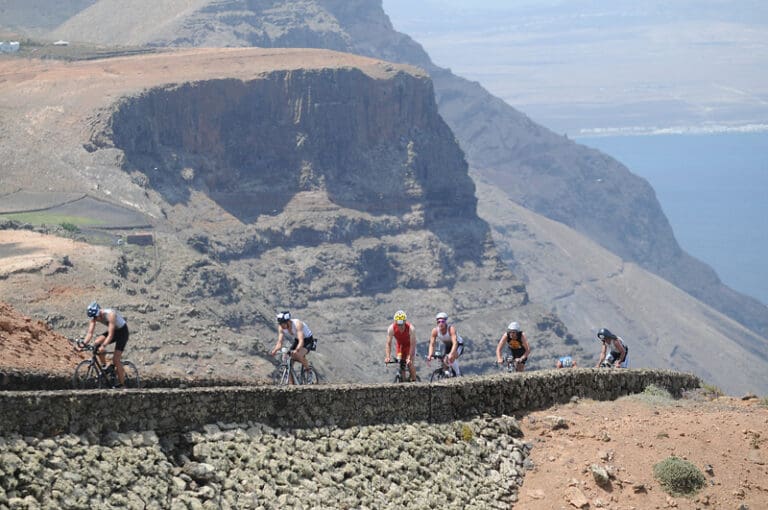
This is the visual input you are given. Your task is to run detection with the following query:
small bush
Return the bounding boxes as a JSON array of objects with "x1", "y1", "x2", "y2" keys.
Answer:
[
  {"x1": 653, "y1": 456, "x2": 706, "y2": 497},
  {"x1": 60, "y1": 222, "x2": 80, "y2": 233},
  {"x1": 460, "y1": 424, "x2": 474, "y2": 442},
  {"x1": 643, "y1": 384, "x2": 673, "y2": 399},
  {"x1": 700, "y1": 383, "x2": 724, "y2": 399},
  {"x1": 760, "y1": 396, "x2": 768, "y2": 408}
]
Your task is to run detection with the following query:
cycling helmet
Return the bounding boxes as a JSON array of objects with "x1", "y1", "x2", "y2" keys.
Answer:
[
  {"x1": 597, "y1": 328, "x2": 616, "y2": 341},
  {"x1": 507, "y1": 321, "x2": 521, "y2": 332},
  {"x1": 276, "y1": 311, "x2": 291, "y2": 324},
  {"x1": 86, "y1": 301, "x2": 100, "y2": 318},
  {"x1": 393, "y1": 310, "x2": 407, "y2": 324},
  {"x1": 435, "y1": 312, "x2": 449, "y2": 322}
]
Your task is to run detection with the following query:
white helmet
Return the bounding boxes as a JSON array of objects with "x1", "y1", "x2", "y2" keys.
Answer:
[
  {"x1": 507, "y1": 321, "x2": 521, "y2": 332},
  {"x1": 435, "y1": 312, "x2": 449, "y2": 322}
]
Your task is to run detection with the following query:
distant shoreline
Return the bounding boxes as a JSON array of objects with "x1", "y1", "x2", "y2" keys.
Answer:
[{"x1": 579, "y1": 132, "x2": 767, "y2": 306}]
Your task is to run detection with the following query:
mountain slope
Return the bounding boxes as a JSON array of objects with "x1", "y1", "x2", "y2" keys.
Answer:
[
  {"x1": 0, "y1": 48, "x2": 568, "y2": 382},
  {"x1": 29, "y1": 0, "x2": 768, "y2": 341},
  {"x1": 475, "y1": 175, "x2": 768, "y2": 394}
]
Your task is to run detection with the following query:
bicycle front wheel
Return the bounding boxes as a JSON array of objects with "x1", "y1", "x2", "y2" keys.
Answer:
[
  {"x1": 122, "y1": 361, "x2": 141, "y2": 388},
  {"x1": 301, "y1": 367, "x2": 319, "y2": 385},
  {"x1": 430, "y1": 369, "x2": 445, "y2": 382},
  {"x1": 274, "y1": 366, "x2": 290, "y2": 386},
  {"x1": 73, "y1": 360, "x2": 101, "y2": 389}
]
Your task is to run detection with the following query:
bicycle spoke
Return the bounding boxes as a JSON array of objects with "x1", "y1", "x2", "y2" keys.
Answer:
[{"x1": 73, "y1": 361, "x2": 100, "y2": 389}]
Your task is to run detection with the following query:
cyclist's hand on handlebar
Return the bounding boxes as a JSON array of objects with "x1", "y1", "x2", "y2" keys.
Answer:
[{"x1": 384, "y1": 356, "x2": 391, "y2": 364}]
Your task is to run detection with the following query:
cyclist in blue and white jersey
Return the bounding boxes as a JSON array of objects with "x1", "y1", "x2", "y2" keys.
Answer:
[
  {"x1": 427, "y1": 312, "x2": 464, "y2": 376},
  {"x1": 270, "y1": 311, "x2": 316, "y2": 373}
]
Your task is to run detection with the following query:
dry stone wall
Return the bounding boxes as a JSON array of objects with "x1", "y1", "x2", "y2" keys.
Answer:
[{"x1": 0, "y1": 369, "x2": 699, "y2": 437}]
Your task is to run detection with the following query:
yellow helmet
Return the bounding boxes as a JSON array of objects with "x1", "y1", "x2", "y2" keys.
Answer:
[{"x1": 393, "y1": 310, "x2": 407, "y2": 323}]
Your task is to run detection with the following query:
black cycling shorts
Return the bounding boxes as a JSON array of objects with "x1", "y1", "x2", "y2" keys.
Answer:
[
  {"x1": 100, "y1": 325, "x2": 129, "y2": 352},
  {"x1": 291, "y1": 335, "x2": 317, "y2": 352},
  {"x1": 509, "y1": 347, "x2": 526, "y2": 363}
]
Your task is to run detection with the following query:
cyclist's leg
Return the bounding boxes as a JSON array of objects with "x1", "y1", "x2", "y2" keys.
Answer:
[
  {"x1": 93, "y1": 334, "x2": 109, "y2": 367},
  {"x1": 408, "y1": 360, "x2": 417, "y2": 382},
  {"x1": 453, "y1": 344, "x2": 463, "y2": 376},
  {"x1": 111, "y1": 326, "x2": 129, "y2": 386},
  {"x1": 291, "y1": 346, "x2": 310, "y2": 370}
]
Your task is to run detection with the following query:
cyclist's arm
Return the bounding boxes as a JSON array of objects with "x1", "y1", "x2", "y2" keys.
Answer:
[
  {"x1": 294, "y1": 319, "x2": 305, "y2": 351},
  {"x1": 407, "y1": 325, "x2": 417, "y2": 363},
  {"x1": 495, "y1": 335, "x2": 505, "y2": 363},
  {"x1": 385, "y1": 325, "x2": 394, "y2": 362},
  {"x1": 104, "y1": 311, "x2": 116, "y2": 343},
  {"x1": 427, "y1": 328, "x2": 437, "y2": 359},
  {"x1": 520, "y1": 333, "x2": 531, "y2": 361},
  {"x1": 596, "y1": 342, "x2": 607, "y2": 367},
  {"x1": 613, "y1": 338, "x2": 626, "y2": 366},
  {"x1": 271, "y1": 327, "x2": 285, "y2": 356},
  {"x1": 448, "y1": 326, "x2": 459, "y2": 360},
  {"x1": 82, "y1": 319, "x2": 97, "y2": 345}
]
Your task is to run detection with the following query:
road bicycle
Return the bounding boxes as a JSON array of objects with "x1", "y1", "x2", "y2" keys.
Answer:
[
  {"x1": 272, "y1": 346, "x2": 318, "y2": 386},
  {"x1": 385, "y1": 358, "x2": 420, "y2": 383},
  {"x1": 427, "y1": 350, "x2": 456, "y2": 382},
  {"x1": 69, "y1": 338, "x2": 141, "y2": 389}
]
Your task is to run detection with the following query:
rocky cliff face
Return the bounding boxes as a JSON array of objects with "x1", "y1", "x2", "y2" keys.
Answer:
[
  {"x1": 31, "y1": 0, "x2": 767, "y2": 339},
  {"x1": 0, "y1": 48, "x2": 570, "y2": 381}
]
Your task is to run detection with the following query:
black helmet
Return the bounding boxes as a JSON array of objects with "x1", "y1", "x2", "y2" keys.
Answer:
[
  {"x1": 597, "y1": 328, "x2": 615, "y2": 341},
  {"x1": 276, "y1": 311, "x2": 291, "y2": 324}
]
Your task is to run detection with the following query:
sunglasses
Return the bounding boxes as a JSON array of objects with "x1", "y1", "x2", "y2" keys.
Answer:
[{"x1": 436, "y1": 318, "x2": 447, "y2": 323}]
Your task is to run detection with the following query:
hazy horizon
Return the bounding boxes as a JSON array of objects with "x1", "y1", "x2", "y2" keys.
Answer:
[
  {"x1": 383, "y1": 0, "x2": 768, "y2": 136},
  {"x1": 383, "y1": 0, "x2": 768, "y2": 306}
]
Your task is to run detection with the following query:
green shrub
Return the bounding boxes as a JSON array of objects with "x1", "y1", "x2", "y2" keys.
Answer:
[
  {"x1": 460, "y1": 424, "x2": 474, "y2": 442},
  {"x1": 60, "y1": 222, "x2": 80, "y2": 233},
  {"x1": 653, "y1": 456, "x2": 706, "y2": 497},
  {"x1": 700, "y1": 383, "x2": 724, "y2": 399},
  {"x1": 643, "y1": 384, "x2": 672, "y2": 399}
]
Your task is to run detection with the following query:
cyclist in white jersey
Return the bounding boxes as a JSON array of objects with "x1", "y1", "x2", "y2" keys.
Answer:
[
  {"x1": 270, "y1": 311, "x2": 316, "y2": 373},
  {"x1": 80, "y1": 301, "x2": 130, "y2": 387},
  {"x1": 427, "y1": 312, "x2": 464, "y2": 376}
]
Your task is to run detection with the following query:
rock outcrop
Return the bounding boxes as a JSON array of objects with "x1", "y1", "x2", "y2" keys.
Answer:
[{"x1": 0, "y1": 48, "x2": 568, "y2": 382}]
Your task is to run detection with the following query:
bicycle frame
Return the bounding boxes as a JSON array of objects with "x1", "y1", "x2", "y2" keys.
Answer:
[
  {"x1": 385, "y1": 357, "x2": 420, "y2": 383},
  {"x1": 428, "y1": 351, "x2": 456, "y2": 382},
  {"x1": 70, "y1": 338, "x2": 140, "y2": 389},
  {"x1": 274, "y1": 347, "x2": 317, "y2": 385},
  {"x1": 501, "y1": 355, "x2": 524, "y2": 373}
]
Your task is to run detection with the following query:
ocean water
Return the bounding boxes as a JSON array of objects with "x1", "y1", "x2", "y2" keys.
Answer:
[{"x1": 577, "y1": 132, "x2": 768, "y2": 305}]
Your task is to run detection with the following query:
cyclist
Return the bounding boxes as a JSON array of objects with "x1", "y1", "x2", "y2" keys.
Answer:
[
  {"x1": 385, "y1": 310, "x2": 417, "y2": 382},
  {"x1": 79, "y1": 301, "x2": 129, "y2": 387},
  {"x1": 495, "y1": 321, "x2": 530, "y2": 372},
  {"x1": 427, "y1": 312, "x2": 464, "y2": 376},
  {"x1": 556, "y1": 355, "x2": 577, "y2": 368},
  {"x1": 596, "y1": 328, "x2": 629, "y2": 368},
  {"x1": 270, "y1": 311, "x2": 316, "y2": 383}
]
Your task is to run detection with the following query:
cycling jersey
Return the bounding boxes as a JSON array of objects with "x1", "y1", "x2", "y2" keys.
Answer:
[
  {"x1": 435, "y1": 324, "x2": 464, "y2": 357},
  {"x1": 282, "y1": 319, "x2": 316, "y2": 351},
  {"x1": 505, "y1": 331, "x2": 524, "y2": 350},
  {"x1": 393, "y1": 321, "x2": 412, "y2": 357},
  {"x1": 96, "y1": 308, "x2": 126, "y2": 329}
]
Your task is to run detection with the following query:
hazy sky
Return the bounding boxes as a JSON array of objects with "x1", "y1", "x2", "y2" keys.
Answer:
[{"x1": 383, "y1": 0, "x2": 768, "y2": 136}]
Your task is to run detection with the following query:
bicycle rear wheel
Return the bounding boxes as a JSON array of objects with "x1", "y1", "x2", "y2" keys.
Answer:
[
  {"x1": 430, "y1": 369, "x2": 444, "y2": 382},
  {"x1": 301, "y1": 366, "x2": 318, "y2": 385},
  {"x1": 73, "y1": 360, "x2": 101, "y2": 389},
  {"x1": 122, "y1": 361, "x2": 141, "y2": 388}
]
